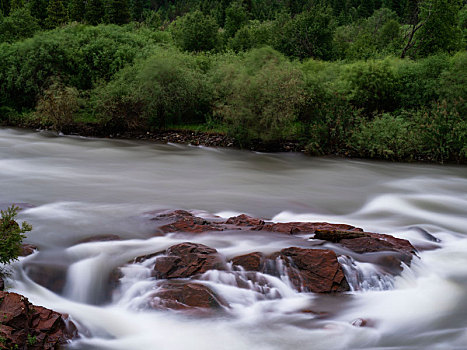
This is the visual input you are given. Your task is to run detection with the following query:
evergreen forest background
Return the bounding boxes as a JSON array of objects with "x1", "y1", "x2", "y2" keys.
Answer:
[{"x1": 0, "y1": 0, "x2": 466, "y2": 162}]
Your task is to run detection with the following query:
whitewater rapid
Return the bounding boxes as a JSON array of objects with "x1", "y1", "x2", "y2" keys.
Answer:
[{"x1": 1, "y1": 128, "x2": 467, "y2": 350}]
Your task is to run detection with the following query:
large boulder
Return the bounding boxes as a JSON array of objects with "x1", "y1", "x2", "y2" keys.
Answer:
[
  {"x1": 0, "y1": 291, "x2": 77, "y2": 349},
  {"x1": 231, "y1": 248, "x2": 350, "y2": 293},
  {"x1": 154, "y1": 242, "x2": 225, "y2": 279},
  {"x1": 272, "y1": 247, "x2": 350, "y2": 293}
]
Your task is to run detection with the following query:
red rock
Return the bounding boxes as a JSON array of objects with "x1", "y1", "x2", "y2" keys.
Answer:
[
  {"x1": 225, "y1": 214, "x2": 265, "y2": 227},
  {"x1": 231, "y1": 252, "x2": 265, "y2": 271},
  {"x1": 150, "y1": 282, "x2": 227, "y2": 310},
  {"x1": 272, "y1": 247, "x2": 350, "y2": 293},
  {"x1": 154, "y1": 242, "x2": 225, "y2": 279},
  {"x1": 19, "y1": 243, "x2": 37, "y2": 257},
  {"x1": 78, "y1": 234, "x2": 121, "y2": 244},
  {"x1": 260, "y1": 222, "x2": 363, "y2": 235},
  {"x1": 158, "y1": 212, "x2": 223, "y2": 234},
  {"x1": 315, "y1": 229, "x2": 415, "y2": 254},
  {"x1": 0, "y1": 291, "x2": 77, "y2": 349}
]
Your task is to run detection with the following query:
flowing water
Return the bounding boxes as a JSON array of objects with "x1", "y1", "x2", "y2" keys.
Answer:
[{"x1": 1, "y1": 127, "x2": 467, "y2": 350}]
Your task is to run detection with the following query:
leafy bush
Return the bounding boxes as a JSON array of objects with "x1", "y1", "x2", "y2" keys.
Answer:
[
  {"x1": 0, "y1": 206, "x2": 32, "y2": 265},
  {"x1": 0, "y1": 24, "x2": 165, "y2": 110},
  {"x1": 94, "y1": 49, "x2": 211, "y2": 131},
  {"x1": 171, "y1": 10, "x2": 220, "y2": 52},
  {"x1": 35, "y1": 80, "x2": 80, "y2": 131},
  {"x1": 351, "y1": 114, "x2": 420, "y2": 160},
  {"x1": 346, "y1": 59, "x2": 399, "y2": 113},
  {"x1": 228, "y1": 20, "x2": 274, "y2": 52},
  {"x1": 0, "y1": 7, "x2": 40, "y2": 43},
  {"x1": 274, "y1": 5, "x2": 335, "y2": 60},
  {"x1": 212, "y1": 47, "x2": 306, "y2": 145},
  {"x1": 412, "y1": 100, "x2": 467, "y2": 163}
]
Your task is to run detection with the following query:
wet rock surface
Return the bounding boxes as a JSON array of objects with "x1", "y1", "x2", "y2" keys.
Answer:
[
  {"x1": 150, "y1": 282, "x2": 227, "y2": 311},
  {"x1": 272, "y1": 248, "x2": 350, "y2": 293},
  {"x1": 154, "y1": 242, "x2": 225, "y2": 279},
  {"x1": 118, "y1": 210, "x2": 418, "y2": 312},
  {"x1": 0, "y1": 291, "x2": 77, "y2": 349}
]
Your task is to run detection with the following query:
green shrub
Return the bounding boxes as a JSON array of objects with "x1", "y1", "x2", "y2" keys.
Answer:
[
  {"x1": 0, "y1": 206, "x2": 32, "y2": 265},
  {"x1": 0, "y1": 24, "x2": 164, "y2": 110},
  {"x1": 171, "y1": 10, "x2": 220, "y2": 52},
  {"x1": 346, "y1": 59, "x2": 399, "y2": 113},
  {"x1": 351, "y1": 114, "x2": 420, "y2": 160},
  {"x1": 212, "y1": 47, "x2": 306, "y2": 145},
  {"x1": 413, "y1": 100, "x2": 467, "y2": 163},
  {"x1": 94, "y1": 49, "x2": 211, "y2": 131},
  {"x1": 0, "y1": 7, "x2": 40, "y2": 43},
  {"x1": 35, "y1": 79, "x2": 80, "y2": 131}
]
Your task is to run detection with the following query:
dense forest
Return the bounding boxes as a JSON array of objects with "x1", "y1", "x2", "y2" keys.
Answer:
[{"x1": 0, "y1": 0, "x2": 466, "y2": 162}]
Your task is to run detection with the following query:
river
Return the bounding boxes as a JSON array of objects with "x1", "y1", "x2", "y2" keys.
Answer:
[{"x1": 1, "y1": 127, "x2": 467, "y2": 350}]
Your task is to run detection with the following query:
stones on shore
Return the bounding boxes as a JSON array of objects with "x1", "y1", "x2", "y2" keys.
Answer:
[{"x1": 0, "y1": 291, "x2": 78, "y2": 349}]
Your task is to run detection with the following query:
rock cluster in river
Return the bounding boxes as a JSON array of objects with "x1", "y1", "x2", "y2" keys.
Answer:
[
  {"x1": 120, "y1": 210, "x2": 416, "y2": 312},
  {"x1": 0, "y1": 291, "x2": 77, "y2": 349}
]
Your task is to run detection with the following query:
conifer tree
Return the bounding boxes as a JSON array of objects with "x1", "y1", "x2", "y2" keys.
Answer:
[
  {"x1": 131, "y1": 0, "x2": 144, "y2": 22},
  {"x1": 29, "y1": 0, "x2": 48, "y2": 26},
  {"x1": 9, "y1": 0, "x2": 23, "y2": 11},
  {"x1": 106, "y1": 0, "x2": 130, "y2": 24},
  {"x1": 45, "y1": 0, "x2": 69, "y2": 29},
  {"x1": 69, "y1": 0, "x2": 86, "y2": 22},
  {"x1": 0, "y1": 0, "x2": 10, "y2": 16},
  {"x1": 85, "y1": 0, "x2": 105, "y2": 25}
]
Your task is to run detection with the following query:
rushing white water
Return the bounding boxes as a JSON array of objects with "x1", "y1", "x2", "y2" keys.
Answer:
[{"x1": 1, "y1": 127, "x2": 467, "y2": 350}]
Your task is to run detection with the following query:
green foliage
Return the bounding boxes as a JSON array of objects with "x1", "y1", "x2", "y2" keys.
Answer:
[
  {"x1": 212, "y1": 47, "x2": 306, "y2": 145},
  {"x1": 171, "y1": 10, "x2": 220, "y2": 52},
  {"x1": 85, "y1": 0, "x2": 105, "y2": 25},
  {"x1": 0, "y1": 24, "x2": 164, "y2": 110},
  {"x1": 94, "y1": 49, "x2": 211, "y2": 131},
  {"x1": 224, "y1": 1, "x2": 248, "y2": 38},
  {"x1": 275, "y1": 5, "x2": 335, "y2": 60},
  {"x1": 346, "y1": 59, "x2": 399, "y2": 113},
  {"x1": 0, "y1": 7, "x2": 40, "y2": 43},
  {"x1": 334, "y1": 8, "x2": 403, "y2": 60},
  {"x1": 351, "y1": 114, "x2": 420, "y2": 160},
  {"x1": 35, "y1": 80, "x2": 80, "y2": 131},
  {"x1": 228, "y1": 19, "x2": 274, "y2": 52},
  {"x1": 412, "y1": 0, "x2": 463, "y2": 57},
  {"x1": 45, "y1": 0, "x2": 68, "y2": 29},
  {"x1": 106, "y1": 0, "x2": 131, "y2": 25},
  {"x1": 412, "y1": 100, "x2": 467, "y2": 162},
  {"x1": 27, "y1": 334, "x2": 37, "y2": 346},
  {"x1": 29, "y1": 0, "x2": 48, "y2": 27},
  {"x1": 0, "y1": 206, "x2": 32, "y2": 265},
  {"x1": 68, "y1": 0, "x2": 86, "y2": 22}
]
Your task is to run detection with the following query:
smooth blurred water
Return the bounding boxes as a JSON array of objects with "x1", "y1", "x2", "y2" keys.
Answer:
[{"x1": 1, "y1": 127, "x2": 467, "y2": 350}]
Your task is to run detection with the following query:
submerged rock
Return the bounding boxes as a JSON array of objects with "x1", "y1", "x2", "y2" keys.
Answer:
[{"x1": 0, "y1": 291, "x2": 77, "y2": 349}]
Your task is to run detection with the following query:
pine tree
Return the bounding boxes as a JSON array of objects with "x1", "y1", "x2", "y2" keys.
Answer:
[
  {"x1": 45, "y1": 0, "x2": 69, "y2": 29},
  {"x1": 0, "y1": 0, "x2": 10, "y2": 16},
  {"x1": 69, "y1": 0, "x2": 86, "y2": 22},
  {"x1": 85, "y1": 0, "x2": 105, "y2": 25},
  {"x1": 131, "y1": 0, "x2": 144, "y2": 21},
  {"x1": 106, "y1": 0, "x2": 130, "y2": 24},
  {"x1": 9, "y1": 0, "x2": 23, "y2": 11},
  {"x1": 29, "y1": 0, "x2": 48, "y2": 27}
]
